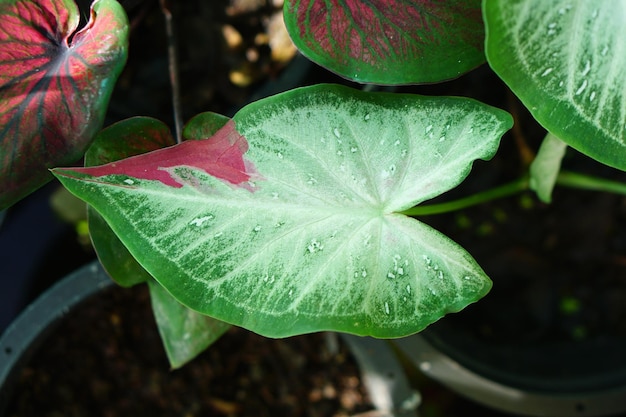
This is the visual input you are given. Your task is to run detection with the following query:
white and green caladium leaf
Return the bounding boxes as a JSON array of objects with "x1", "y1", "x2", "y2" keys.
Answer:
[
  {"x1": 484, "y1": 0, "x2": 626, "y2": 170},
  {"x1": 53, "y1": 84, "x2": 512, "y2": 338}
]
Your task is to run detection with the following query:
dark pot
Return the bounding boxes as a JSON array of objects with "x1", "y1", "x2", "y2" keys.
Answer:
[
  {"x1": 0, "y1": 261, "x2": 418, "y2": 416},
  {"x1": 395, "y1": 325, "x2": 626, "y2": 417},
  {"x1": 394, "y1": 189, "x2": 626, "y2": 416},
  {"x1": 0, "y1": 262, "x2": 113, "y2": 414}
]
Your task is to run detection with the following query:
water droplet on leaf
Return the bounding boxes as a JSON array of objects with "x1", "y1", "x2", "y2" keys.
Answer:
[{"x1": 307, "y1": 239, "x2": 324, "y2": 253}]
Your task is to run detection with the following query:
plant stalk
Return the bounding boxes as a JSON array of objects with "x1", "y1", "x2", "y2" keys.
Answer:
[
  {"x1": 399, "y1": 178, "x2": 529, "y2": 216},
  {"x1": 556, "y1": 171, "x2": 626, "y2": 195},
  {"x1": 401, "y1": 170, "x2": 626, "y2": 217},
  {"x1": 160, "y1": 0, "x2": 183, "y2": 143}
]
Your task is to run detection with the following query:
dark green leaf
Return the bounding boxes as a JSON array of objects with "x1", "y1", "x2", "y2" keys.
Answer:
[{"x1": 182, "y1": 112, "x2": 231, "y2": 141}]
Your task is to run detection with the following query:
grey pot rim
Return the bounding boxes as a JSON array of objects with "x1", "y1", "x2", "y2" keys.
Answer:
[
  {"x1": 0, "y1": 261, "x2": 113, "y2": 413},
  {"x1": 394, "y1": 333, "x2": 626, "y2": 417}
]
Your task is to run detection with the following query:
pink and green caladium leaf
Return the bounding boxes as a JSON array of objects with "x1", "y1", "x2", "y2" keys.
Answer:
[
  {"x1": 86, "y1": 115, "x2": 233, "y2": 368},
  {"x1": 283, "y1": 0, "x2": 485, "y2": 84},
  {"x1": 53, "y1": 84, "x2": 513, "y2": 338},
  {"x1": 484, "y1": 0, "x2": 626, "y2": 170},
  {"x1": 86, "y1": 117, "x2": 176, "y2": 287},
  {"x1": 0, "y1": 0, "x2": 128, "y2": 209}
]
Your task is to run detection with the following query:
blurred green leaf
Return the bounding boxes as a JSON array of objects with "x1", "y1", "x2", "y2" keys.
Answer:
[
  {"x1": 530, "y1": 132, "x2": 568, "y2": 203},
  {"x1": 284, "y1": 0, "x2": 485, "y2": 84},
  {"x1": 148, "y1": 279, "x2": 231, "y2": 369},
  {"x1": 485, "y1": 0, "x2": 626, "y2": 170}
]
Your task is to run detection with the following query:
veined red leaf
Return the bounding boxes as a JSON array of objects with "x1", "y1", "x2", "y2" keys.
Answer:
[
  {"x1": 0, "y1": 0, "x2": 128, "y2": 209},
  {"x1": 284, "y1": 0, "x2": 485, "y2": 84}
]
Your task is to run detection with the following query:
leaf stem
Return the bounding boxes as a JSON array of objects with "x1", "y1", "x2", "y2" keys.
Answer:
[
  {"x1": 160, "y1": 0, "x2": 183, "y2": 143},
  {"x1": 556, "y1": 171, "x2": 626, "y2": 195},
  {"x1": 400, "y1": 170, "x2": 626, "y2": 217},
  {"x1": 400, "y1": 177, "x2": 529, "y2": 216}
]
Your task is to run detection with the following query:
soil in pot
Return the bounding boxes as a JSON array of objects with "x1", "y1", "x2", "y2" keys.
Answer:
[{"x1": 5, "y1": 283, "x2": 375, "y2": 417}]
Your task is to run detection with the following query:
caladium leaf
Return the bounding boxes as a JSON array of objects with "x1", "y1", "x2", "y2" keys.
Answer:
[
  {"x1": 484, "y1": 0, "x2": 626, "y2": 170},
  {"x1": 87, "y1": 115, "x2": 234, "y2": 287},
  {"x1": 53, "y1": 84, "x2": 512, "y2": 338},
  {"x1": 0, "y1": 0, "x2": 128, "y2": 209},
  {"x1": 86, "y1": 117, "x2": 176, "y2": 287},
  {"x1": 283, "y1": 0, "x2": 485, "y2": 84},
  {"x1": 182, "y1": 111, "x2": 231, "y2": 141},
  {"x1": 87, "y1": 116, "x2": 232, "y2": 366}
]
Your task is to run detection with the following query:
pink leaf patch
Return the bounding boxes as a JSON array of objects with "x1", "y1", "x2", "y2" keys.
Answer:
[{"x1": 70, "y1": 120, "x2": 259, "y2": 189}]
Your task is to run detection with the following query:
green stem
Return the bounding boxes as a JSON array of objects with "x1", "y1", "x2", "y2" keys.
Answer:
[
  {"x1": 399, "y1": 177, "x2": 529, "y2": 216},
  {"x1": 556, "y1": 171, "x2": 626, "y2": 195},
  {"x1": 399, "y1": 170, "x2": 626, "y2": 217}
]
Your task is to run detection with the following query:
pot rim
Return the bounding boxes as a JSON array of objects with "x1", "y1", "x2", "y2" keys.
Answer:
[
  {"x1": 394, "y1": 334, "x2": 626, "y2": 417},
  {"x1": 0, "y1": 261, "x2": 113, "y2": 413}
]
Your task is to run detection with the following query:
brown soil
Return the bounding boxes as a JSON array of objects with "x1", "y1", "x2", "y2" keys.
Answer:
[{"x1": 6, "y1": 284, "x2": 374, "y2": 417}]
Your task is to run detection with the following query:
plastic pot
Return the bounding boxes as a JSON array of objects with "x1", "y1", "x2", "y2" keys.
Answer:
[
  {"x1": 394, "y1": 322, "x2": 626, "y2": 417},
  {"x1": 0, "y1": 261, "x2": 419, "y2": 416},
  {"x1": 0, "y1": 262, "x2": 113, "y2": 413}
]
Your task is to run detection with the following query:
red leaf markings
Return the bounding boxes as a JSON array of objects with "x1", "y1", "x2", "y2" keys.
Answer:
[{"x1": 70, "y1": 120, "x2": 259, "y2": 189}]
